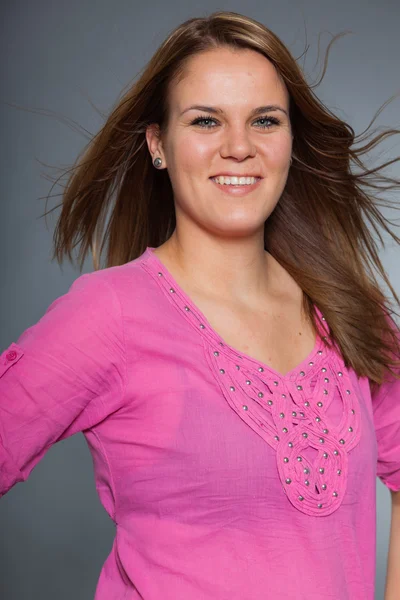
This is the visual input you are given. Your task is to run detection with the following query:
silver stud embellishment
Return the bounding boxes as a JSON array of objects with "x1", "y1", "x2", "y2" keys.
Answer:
[
  {"x1": 258, "y1": 392, "x2": 264, "y2": 398},
  {"x1": 242, "y1": 405, "x2": 248, "y2": 411},
  {"x1": 213, "y1": 351, "x2": 219, "y2": 356},
  {"x1": 219, "y1": 369, "x2": 225, "y2": 374}
]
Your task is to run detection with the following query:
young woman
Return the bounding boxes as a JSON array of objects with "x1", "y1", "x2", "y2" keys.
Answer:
[{"x1": 1, "y1": 10, "x2": 400, "y2": 600}]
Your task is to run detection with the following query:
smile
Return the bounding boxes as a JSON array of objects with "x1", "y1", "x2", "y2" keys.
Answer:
[
  {"x1": 211, "y1": 175, "x2": 260, "y2": 186},
  {"x1": 209, "y1": 176, "x2": 262, "y2": 195}
]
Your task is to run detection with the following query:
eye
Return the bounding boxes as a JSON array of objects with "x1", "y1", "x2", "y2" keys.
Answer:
[
  {"x1": 189, "y1": 114, "x2": 281, "y2": 129},
  {"x1": 254, "y1": 116, "x2": 281, "y2": 128},
  {"x1": 190, "y1": 114, "x2": 218, "y2": 128}
]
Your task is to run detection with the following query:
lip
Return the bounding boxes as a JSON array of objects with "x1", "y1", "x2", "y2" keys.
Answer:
[
  {"x1": 210, "y1": 173, "x2": 263, "y2": 178},
  {"x1": 209, "y1": 176, "x2": 262, "y2": 196}
]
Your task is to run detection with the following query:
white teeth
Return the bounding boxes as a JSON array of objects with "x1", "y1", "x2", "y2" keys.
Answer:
[{"x1": 212, "y1": 176, "x2": 259, "y2": 186}]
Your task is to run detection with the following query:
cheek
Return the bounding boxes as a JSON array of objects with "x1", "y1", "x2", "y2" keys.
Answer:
[
  {"x1": 167, "y1": 138, "x2": 214, "y2": 189},
  {"x1": 179, "y1": 138, "x2": 214, "y2": 169},
  {"x1": 262, "y1": 136, "x2": 292, "y2": 168}
]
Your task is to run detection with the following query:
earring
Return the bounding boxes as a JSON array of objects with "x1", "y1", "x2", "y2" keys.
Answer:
[{"x1": 153, "y1": 157, "x2": 162, "y2": 168}]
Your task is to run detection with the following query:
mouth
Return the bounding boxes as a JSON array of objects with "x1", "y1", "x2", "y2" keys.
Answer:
[
  {"x1": 210, "y1": 175, "x2": 262, "y2": 186},
  {"x1": 209, "y1": 175, "x2": 263, "y2": 196}
]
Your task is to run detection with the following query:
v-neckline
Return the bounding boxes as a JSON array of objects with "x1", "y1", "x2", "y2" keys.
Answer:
[{"x1": 143, "y1": 246, "x2": 330, "y2": 381}]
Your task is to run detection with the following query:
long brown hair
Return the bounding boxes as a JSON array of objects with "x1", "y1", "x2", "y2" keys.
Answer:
[{"x1": 37, "y1": 11, "x2": 400, "y2": 387}]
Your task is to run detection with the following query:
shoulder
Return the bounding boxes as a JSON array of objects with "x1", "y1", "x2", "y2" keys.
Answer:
[{"x1": 69, "y1": 254, "x2": 154, "y2": 311}]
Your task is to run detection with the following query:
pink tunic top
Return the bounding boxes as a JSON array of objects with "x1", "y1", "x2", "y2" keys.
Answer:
[{"x1": 1, "y1": 246, "x2": 399, "y2": 599}]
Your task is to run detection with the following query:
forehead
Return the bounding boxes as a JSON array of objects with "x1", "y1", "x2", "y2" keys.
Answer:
[{"x1": 170, "y1": 47, "x2": 289, "y2": 111}]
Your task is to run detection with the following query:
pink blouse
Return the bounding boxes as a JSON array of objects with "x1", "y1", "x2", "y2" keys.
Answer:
[{"x1": 1, "y1": 246, "x2": 399, "y2": 599}]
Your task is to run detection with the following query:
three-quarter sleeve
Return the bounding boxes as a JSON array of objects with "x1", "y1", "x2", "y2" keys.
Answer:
[
  {"x1": 0, "y1": 272, "x2": 126, "y2": 498},
  {"x1": 372, "y1": 327, "x2": 400, "y2": 492}
]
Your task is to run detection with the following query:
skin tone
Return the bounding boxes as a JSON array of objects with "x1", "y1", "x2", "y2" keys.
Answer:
[{"x1": 145, "y1": 46, "x2": 295, "y2": 311}]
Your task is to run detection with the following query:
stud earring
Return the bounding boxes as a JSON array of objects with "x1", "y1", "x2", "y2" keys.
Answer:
[{"x1": 153, "y1": 157, "x2": 162, "y2": 168}]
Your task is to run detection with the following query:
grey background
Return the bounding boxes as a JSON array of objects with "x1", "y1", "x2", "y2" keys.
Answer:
[{"x1": 1, "y1": 1, "x2": 399, "y2": 598}]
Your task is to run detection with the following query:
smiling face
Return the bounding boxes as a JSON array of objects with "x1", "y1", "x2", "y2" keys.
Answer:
[{"x1": 146, "y1": 46, "x2": 293, "y2": 240}]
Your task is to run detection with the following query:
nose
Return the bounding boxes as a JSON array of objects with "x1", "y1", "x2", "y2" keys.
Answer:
[{"x1": 219, "y1": 124, "x2": 256, "y2": 161}]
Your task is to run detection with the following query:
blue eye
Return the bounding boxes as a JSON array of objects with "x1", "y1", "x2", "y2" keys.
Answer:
[
  {"x1": 190, "y1": 114, "x2": 281, "y2": 129},
  {"x1": 190, "y1": 115, "x2": 218, "y2": 128},
  {"x1": 255, "y1": 116, "x2": 281, "y2": 128}
]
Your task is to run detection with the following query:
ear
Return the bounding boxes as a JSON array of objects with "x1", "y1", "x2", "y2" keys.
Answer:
[{"x1": 145, "y1": 123, "x2": 167, "y2": 169}]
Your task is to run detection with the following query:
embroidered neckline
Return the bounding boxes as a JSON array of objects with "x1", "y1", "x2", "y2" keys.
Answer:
[{"x1": 140, "y1": 245, "x2": 362, "y2": 517}]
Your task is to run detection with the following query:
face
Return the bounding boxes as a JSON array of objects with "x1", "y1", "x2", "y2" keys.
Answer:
[{"x1": 146, "y1": 47, "x2": 293, "y2": 239}]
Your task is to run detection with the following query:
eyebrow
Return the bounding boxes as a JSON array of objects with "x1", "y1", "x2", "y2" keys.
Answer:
[{"x1": 179, "y1": 104, "x2": 288, "y2": 117}]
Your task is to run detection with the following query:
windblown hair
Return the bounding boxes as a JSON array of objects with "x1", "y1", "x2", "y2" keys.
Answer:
[{"x1": 40, "y1": 11, "x2": 400, "y2": 388}]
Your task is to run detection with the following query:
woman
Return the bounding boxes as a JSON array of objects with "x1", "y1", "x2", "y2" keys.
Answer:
[{"x1": 1, "y1": 10, "x2": 400, "y2": 600}]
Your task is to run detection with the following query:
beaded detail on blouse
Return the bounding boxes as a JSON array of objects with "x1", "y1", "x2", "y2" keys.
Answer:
[{"x1": 143, "y1": 247, "x2": 362, "y2": 517}]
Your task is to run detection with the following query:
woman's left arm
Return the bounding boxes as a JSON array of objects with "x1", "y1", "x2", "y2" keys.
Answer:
[{"x1": 384, "y1": 489, "x2": 400, "y2": 600}]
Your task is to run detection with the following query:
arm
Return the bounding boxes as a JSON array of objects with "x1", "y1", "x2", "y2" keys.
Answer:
[
  {"x1": 0, "y1": 272, "x2": 126, "y2": 497},
  {"x1": 384, "y1": 489, "x2": 400, "y2": 600}
]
